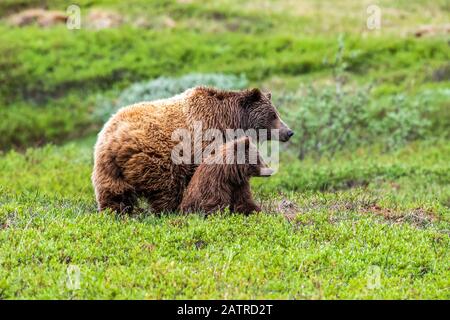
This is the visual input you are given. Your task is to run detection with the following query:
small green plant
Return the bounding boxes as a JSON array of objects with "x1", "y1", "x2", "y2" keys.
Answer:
[{"x1": 94, "y1": 73, "x2": 248, "y2": 121}]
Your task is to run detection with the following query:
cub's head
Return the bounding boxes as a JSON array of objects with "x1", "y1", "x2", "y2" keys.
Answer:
[
  {"x1": 239, "y1": 88, "x2": 294, "y2": 142},
  {"x1": 231, "y1": 136, "x2": 274, "y2": 178}
]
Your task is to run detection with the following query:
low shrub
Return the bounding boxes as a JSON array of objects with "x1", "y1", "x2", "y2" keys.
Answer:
[{"x1": 279, "y1": 86, "x2": 435, "y2": 159}]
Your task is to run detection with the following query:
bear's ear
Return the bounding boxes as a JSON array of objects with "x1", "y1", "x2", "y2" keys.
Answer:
[
  {"x1": 265, "y1": 92, "x2": 272, "y2": 100},
  {"x1": 240, "y1": 88, "x2": 262, "y2": 108}
]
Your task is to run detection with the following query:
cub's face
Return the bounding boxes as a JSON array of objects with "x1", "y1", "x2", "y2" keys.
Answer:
[
  {"x1": 242, "y1": 89, "x2": 294, "y2": 142},
  {"x1": 252, "y1": 153, "x2": 274, "y2": 177},
  {"x1": 235, "y1": 137, "x2": 274, "y2": 177}
]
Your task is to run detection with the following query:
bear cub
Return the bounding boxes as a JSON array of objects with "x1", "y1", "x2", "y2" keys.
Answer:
[{"x1": 179, "y1": 137, "x2": 273, "y2": 215}]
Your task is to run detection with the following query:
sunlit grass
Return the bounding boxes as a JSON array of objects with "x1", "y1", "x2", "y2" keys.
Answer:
[{"x1": 0, "y1": 139, "x2": 448, "y2": 299}]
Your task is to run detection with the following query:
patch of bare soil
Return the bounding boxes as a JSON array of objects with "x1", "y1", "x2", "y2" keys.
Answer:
[
  {"x1": 278, "y1": 198, "x2": 299, "y2": 222},
  {"x1": 364, "y1": 205, "x2": 437, "y2": 228},
  {"x1": 263, "y1": 196, "x2": 438, "y2": 229},
  {"x1": 414, "y1": 24, "x2": 450, "y2": 37},
  {"x1": 86, "y1": 9, "x2": 123, "y2": 29},
  {"x1": 6, "y1": 8, "x2": 67, "y2": 27},
  {"x1": 6, "y1": 8, "x2": 126, "y2": 29}
]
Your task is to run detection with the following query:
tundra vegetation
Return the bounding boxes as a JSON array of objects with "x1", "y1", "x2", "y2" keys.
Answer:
[{"x1": 0, "y1": 0, "x2": 449, "y2": 299}]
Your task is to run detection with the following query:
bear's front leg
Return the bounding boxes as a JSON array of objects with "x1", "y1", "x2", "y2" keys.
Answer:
[
  {"x1": 145, "y1": 189, "x2": 182, "y2": 214},
  {"x1": 96, "y1": 189, "x2": 136, "y2": 214},
  {"x1": 230, "y1": 184, "x2": 261, "y2": 215}
]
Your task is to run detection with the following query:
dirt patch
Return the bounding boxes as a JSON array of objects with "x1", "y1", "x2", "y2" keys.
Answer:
[
  {"x1": 86, "y1": 9, "x2": 123, "y2": 29},
  {"x1": 6, "y1": 8, "x2": 67, "y2": 27},
  {"x1": 261, "y1": 198, "x2": 300, "y2": 221},
  {"x1": 277, "y1": 198, "x2": 299, "y2": 215},
  {"x1": 414, "y1": 24, "x2": 450, "y2": 37},
  {"x1": 262, "y1": 196, "x2": 438, "y2": 228},
  {"x1": 365, "y1": 205, "x2": 437, "y2": 228},
  {"x1": 6, "y1": 8, "x2": 125, "y2": 29}
]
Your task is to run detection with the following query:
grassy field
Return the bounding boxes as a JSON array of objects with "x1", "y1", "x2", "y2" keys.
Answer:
[
  {"x1": 0, "y1": 0, "x2": 449, "y2": 299},
  {"x1": 0, "y1": 139, "x2": 449, "y2": 299}
]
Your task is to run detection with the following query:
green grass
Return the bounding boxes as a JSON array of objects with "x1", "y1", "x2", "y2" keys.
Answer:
[
  {"x1": 0, "y1": 0, "x2": 449, "y2": 299},
  {"x1": 2, "y1": 28, "x2": 446, "y2": 102},
  {"x1": 0, "y1": 139, "x2": 448, "y2": 299},
  {"x1": 0, "y1": 28, "x2": 448, "y2": 148}
]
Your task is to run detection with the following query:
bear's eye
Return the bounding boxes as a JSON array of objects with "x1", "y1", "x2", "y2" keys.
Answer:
[{"x1": 270, "y1": 113, "x2": 277, "y2": 120}]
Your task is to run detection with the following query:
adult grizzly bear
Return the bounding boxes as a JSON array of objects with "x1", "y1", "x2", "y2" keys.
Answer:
[
  {"x1": 92, "y1": 86, "x2": 293, "y2": 213},
  {"x1": 180, "y1": 136, "x2": 273, "y2": 215}
]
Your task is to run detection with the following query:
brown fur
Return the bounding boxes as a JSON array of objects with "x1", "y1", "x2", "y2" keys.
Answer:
[
  {"x1": 92, "y1": 86, "x2": 292, "y2": 213},
  {"x1": 180, "y1": 137, "x2": 269, "y2": 215}
]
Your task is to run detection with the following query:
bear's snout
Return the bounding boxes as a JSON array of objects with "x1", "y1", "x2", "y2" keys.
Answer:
[
  {"x1": 271, "y1": 117, "x2": 294, "y2": 142},
  {"x1": 279, "y1": 126, "x2": 294, "y2": 142}
]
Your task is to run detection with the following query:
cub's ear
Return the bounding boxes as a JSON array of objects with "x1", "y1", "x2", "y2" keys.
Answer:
[{"x1": 240, "y1": 88, "x2": 262, "y2": 108}]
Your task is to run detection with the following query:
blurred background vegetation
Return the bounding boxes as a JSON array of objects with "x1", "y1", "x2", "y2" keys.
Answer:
[{"x1": 0, "y1": 0, "x2": 448, "y2": 154}]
